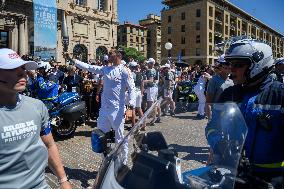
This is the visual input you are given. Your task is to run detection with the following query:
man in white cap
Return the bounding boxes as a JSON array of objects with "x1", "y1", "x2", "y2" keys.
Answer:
[
  {"x1": 163, "y1": 63, "x2": 176, "y2": 116},
  {"x1": 128, "y1": 61, "x2": 145, "y2": 129},
  {"x1": 70, "y1": 47, "x2": 136, "y2": 164},
  {"x1": 0, "y1": 49, "x2": 71, "y2": 189},
  {"x1": 143, "y1": 58, "x2": 160, "y2": 124}
]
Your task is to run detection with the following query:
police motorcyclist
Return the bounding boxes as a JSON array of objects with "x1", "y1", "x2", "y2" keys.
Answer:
[
  {"x1": 71, "y1": 48, "x2": 136, "y2": 164},
  {"x1": 274, "y1": 58, "x2": 284, "y2": 82},
  {"x1": 205, "y1": 39, "x2": 284, "y2": 188},
  {"x1": 34, "y1": 61, "x2": 59, "y2": 106}
]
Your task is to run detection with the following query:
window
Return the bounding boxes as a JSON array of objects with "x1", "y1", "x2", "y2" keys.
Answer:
[
  {"x1": 181, "y1": 25, "x2": 185, "y2": 32},
  {"x1": 196, "y1": 35, "x2": 200, "y2": 43},
  {"x1": 130, "y1": 28, "x2": 133, "y2": 33},
  {"x1": 225, "y1": 15, "x2": 228, "y2": 23},
  {"x1": 168, "y1": 15, "x2": 172, "y2": 23},
  {"x1": 225, "y1": 26, "x2": 228, "y2": 35},
  {"x1": 238, "y1": 20, "x2": 241, "y2": 29},
  {"x1": 196, "y1": 9, "x2": 201, "y2": 17},
  {"x1": 136, "y1": 37, "x2": 139, "y2": 43},
  {"x1": 122, "y1": 35, "x2": 126, "y2": 41},
  {"x1": 141, "y1": 38, "x2": 144, "y2": 43},
  {"x1": 209, "y1": 19, "x2": 213, "y2": 30},
  {"x1": 141, "y1": 30, "x2": 144, "y2": 36},
  {"x1": 209, "y1": 32, "x2": 213, "y2": 43},
  {"x1": 97, "y1": 0, "x2": 105, "y2": 10},
  {"x1": 181, "y1": 36, "x2": 186, "y2": 44},
  {"x1": 181, "y1": 49, "x2": 185, "y2": 56},
  {"x1": 130, "y1": 38, "x2": 133, "y2": 43},
  {"x1": 181, "y1": 12, "x2": 186, "y2": 20},
  {"x1": 209, "y1": 45, "x2": 212, "y2": 55},
  {"x1": 168, "y1": 27, "x2": 172, "y2": 34},
  {"x1": 196, "y1": 22, "x2": 200, "y2": 30},
  {"x1": 76, "y1": 0, "x2": 86, "y2": 6},
  {"x1": 0, "y1": 31, "x2": 9, "y2": 48},
  {"x1": 196, "y1": 48, "x2": 201, "y2": 56},
  {"x1": 209, "y1": 6, "x2": 213, "y2": 17}
]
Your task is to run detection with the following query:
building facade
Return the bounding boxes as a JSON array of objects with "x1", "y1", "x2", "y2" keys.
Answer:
[
  {"x1": 0, "y1": 0, "x2": 118, "y2": 64},
  {"x1": 117, "y1": 22, "x2": 148, "y2": 58},
  {"x1": 139, "y1": 14, "x2": 162, "y2": 63},
  {"x1": 161, "y1": 0, "x2": 284, "y2": 65}
]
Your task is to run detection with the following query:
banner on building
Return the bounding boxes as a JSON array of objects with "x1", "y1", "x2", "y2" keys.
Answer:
[{"x1": 33, "y1": 0, "x2": 57, "y2": 60}]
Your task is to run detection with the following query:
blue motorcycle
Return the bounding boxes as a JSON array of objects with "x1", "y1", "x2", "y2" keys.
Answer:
[{"x1": 47, "y1": 92, "x2": 86, "y2": 139}]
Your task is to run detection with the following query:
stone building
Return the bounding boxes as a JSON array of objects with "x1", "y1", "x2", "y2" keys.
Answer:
[
  {"x1": 139, "y1": 14, "x2": 162, "y2": 63},
  {"x1": 161, "y1": 0, "x2": 284, "y2": 65},
  {"x1": 0, "y1": 0, "x2": 118, "y2": 64},
  {"x1": 117, "y1": 22, "x2": 148, "y2": 58}
]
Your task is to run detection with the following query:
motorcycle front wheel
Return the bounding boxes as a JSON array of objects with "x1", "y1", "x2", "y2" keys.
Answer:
[{"x1": 54, "y1": 119, "x2": 77, "y2": 139}]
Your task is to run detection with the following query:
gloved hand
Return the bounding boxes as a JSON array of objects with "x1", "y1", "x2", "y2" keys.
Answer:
[{"x1": 213, "y1": 139, "x2": 239, "y2": 168}]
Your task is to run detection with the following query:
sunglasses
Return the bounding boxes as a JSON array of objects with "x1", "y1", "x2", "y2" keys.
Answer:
[{"x1": 227, "y1": 59, "x2": 251, "y2": 68}]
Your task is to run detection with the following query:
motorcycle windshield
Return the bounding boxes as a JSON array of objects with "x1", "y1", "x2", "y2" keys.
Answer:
[
  {"x1": 182, "y1": 103, "x2": 248, "y2": 189},
  {"x1": 95, "y1": 102, "x2": 247, "y2": 189}
]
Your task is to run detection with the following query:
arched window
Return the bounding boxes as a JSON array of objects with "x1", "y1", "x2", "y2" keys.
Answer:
[
  {"x1": 73, "y1": 44, "x2": 88, "y2": 63},
  {"x1": 96, "y1": 46, "x2": 108, "y2": 61},
  {"x1": 97, "y1": 0, "x2": 105, "y2": 11},
  {"x1": 75, "y1": 0, "x2": 86, "y2": 6}
]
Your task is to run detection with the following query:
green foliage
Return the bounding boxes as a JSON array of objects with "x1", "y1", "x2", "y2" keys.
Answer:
[{"x1": 119, "y1": 46, "x2": 146, "y2": 62}]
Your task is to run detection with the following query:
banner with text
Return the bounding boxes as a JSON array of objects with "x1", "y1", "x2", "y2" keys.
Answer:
[{"x1": 33, "y1": 0, "x2": 57, "y2": 60}]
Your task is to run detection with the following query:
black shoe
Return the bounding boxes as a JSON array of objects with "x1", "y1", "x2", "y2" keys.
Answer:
[
  {"x1": 155, "y1": 117, "x2": 161, "y2": 123},
  {"x1": 170, "y1": 111, "x2": 175, "y2": 116}
]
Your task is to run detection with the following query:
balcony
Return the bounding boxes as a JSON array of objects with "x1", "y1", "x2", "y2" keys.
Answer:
[
  {"x1": 230, "y1": 25, "x2": 236, "y2": 31},
  {"x1": 214, "y1": 31, "x2": 223, "y2": 37},
  {"x1": 215, "y1": 17, "x2": 223, "y2": 25}
]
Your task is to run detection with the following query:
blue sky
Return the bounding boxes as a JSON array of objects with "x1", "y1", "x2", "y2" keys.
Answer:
[{"x1": 118, "y1": 0, "x2": 284, "y2": 35}]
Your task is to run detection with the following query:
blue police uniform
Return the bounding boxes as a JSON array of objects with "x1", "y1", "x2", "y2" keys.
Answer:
[
  {"x1": 206, "y1": 74, "x2": 284, "y2": 175},
  {"x1": 34, "y1": 76, "x2": 59, "y2": 103}
]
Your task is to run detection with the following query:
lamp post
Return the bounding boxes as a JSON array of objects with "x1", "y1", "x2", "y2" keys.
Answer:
[
  {"x1": 61, "y1": 10, "x2": 69, "y2": 64},
  {"x1": 165, "y1": 42, "x2": 172, "y2": 64}
]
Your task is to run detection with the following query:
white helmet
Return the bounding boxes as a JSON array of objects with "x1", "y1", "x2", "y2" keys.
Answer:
[{"x1": 225, "y1": 39, "x2": 274, "y2": 82}]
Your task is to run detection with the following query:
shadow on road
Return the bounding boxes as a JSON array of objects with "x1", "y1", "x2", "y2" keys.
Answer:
[
  {"x1": 47, "y1": 166, "x2": 98, "y2": 188},
  {"x1": 169, "y1": 144, "x2": 209, "y2": 164},
  {"x1": 74, "y1": 130, "x2": 92, "y2": 137},
  {"x1": 173, "y1": 115, "x2": 202, "y2": 120}
]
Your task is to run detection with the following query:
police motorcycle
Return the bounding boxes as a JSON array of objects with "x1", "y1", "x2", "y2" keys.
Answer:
[
  {"x1": 36, "y1": 62, "x2": 86, "y2": 139},
  {"x1": 47, "y1": 92, "x2": 86, "y2": 139},
  {"x1": 91, "y1": 101, "x2": 264, "y2": 189},
  {"x1": 175, "y1": 80, "x2": 197, "y2": 112}
]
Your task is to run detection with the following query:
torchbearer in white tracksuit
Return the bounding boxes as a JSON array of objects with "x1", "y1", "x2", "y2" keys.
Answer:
[
  {"x1": 73, "y1": 48, "x2": 136, "y2": 164},
  {"x1": 193, "y1": 72, "x2": 211, "y2": 119}
]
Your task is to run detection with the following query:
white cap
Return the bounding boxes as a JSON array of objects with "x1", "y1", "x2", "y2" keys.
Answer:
[
  {"x1": 129, "y1": 61, "x2": 138, "y2": 67},
  {"x1": 103, "y1": 55, "x2": 108, "y2": 61},
  {"x1": 121, "y1": 60, "x2": 126, "y2": 65},
  {"x1": 0, "y1": 48, "x2": 38, "y2": 70},
  {"x1": 38, "y1": 61, "x2": 52, "y2": 72},
  {"x1": 164, "y1": 63, "x2": 171, "y2": 68},
  {"x1": 215, "y1": 54, "x2": 227, "y2": 66},
  {"x1": 146, "y1": 58, "x2": 155, "y2": 64}
]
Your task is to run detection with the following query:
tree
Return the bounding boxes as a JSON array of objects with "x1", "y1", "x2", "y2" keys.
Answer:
[{"x1": 119, "y1": 46, "x2": 146, "y2": 63}]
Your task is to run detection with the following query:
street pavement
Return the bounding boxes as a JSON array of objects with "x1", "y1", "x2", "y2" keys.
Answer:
[{"x1": 45, "y1": 110, "x2": 209, "y2": 189}]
